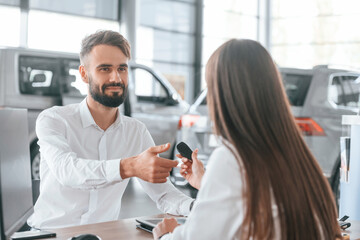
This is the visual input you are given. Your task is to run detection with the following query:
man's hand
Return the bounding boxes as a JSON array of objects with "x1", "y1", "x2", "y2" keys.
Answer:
[{"x1": 120, "y1": 143, "x2": 178, "y2": 183}]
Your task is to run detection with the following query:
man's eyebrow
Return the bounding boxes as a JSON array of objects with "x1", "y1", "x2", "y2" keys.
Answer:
[
  {"x1": 96, "y1": 63, "x2": 128, "y2": 68},
  {"x1": 96, "y1": 64, "x2": 112, "y2": 68},
  {"x1": 119, "y1": 63, "x2": 128, "y2": 68}
]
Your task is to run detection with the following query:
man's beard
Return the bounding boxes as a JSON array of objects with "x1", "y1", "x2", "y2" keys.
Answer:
[{"x1": 88, "y1": 75, "x2": 127, "y2": 108}]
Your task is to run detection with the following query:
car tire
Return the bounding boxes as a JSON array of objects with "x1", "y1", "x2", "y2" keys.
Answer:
[{"x1": 30, "y1": 143, "x2": 40, "y2": 180}]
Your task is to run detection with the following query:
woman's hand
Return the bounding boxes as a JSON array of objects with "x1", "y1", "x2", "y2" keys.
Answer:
[
  {"x1": 177, "y1": 149, "x2": 205, "y2": 190},
  {"x1": 153, "y1": 218, "x2": 179, "y2": 240}
]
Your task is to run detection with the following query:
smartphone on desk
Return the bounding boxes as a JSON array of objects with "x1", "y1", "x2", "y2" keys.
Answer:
[
  {"x1": 136, "y1": 217, "x2": 187, "y2": 233},
  {"x1": 339, "y1": 221, "x2": 351, "y2": 230},
  {"x1": 338, "y1": 215, "x2": 351, "y2": 230},
  {"x1": 10, "y1": 230, "x2": 56, "y2": 240}
]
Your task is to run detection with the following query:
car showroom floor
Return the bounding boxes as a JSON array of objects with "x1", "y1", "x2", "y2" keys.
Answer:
[{"x1": 119, "y1": 178, "x2": 191, "y2": 219}]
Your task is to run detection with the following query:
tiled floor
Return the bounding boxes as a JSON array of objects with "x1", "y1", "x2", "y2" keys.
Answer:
[{"x1": 119, "y1": 178, "x2": 192, "y2": 219}]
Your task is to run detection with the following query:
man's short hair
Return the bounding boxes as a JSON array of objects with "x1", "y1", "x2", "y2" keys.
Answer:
[{"x1": 80, "y1": 30, "x2": 131, "y2": 64}]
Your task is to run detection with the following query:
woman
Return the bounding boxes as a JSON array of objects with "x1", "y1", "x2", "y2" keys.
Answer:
[{"x1": 153, "y1": 39, "x2": 341, "y2": 240}]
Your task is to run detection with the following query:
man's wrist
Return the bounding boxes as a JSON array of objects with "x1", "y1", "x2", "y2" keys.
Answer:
[{"x1": 119, "y1": 156, "x2": 136, "y2": 179}]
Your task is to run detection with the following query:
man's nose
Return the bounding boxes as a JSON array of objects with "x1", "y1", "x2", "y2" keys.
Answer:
[{"x1": 110, "y1": 70, "x2": 122, "y2": 83}]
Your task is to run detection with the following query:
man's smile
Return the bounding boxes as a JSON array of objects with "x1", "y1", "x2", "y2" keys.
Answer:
[{"x1": 105, "y1": 86, "x2": 123, "y2": 91}]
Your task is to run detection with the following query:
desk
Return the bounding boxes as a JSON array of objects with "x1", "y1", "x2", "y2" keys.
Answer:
[
  {"x1": 42, "y1": 215, "x2": 166, "y2": 240},
  {"x1": 344, "y1": 221, "x2": 360, "y2": 240},
  {"x1": 42, "y1": 216, "x2": 360, "y2": 240}
]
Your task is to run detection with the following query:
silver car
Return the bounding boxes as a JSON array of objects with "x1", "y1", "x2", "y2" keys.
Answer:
[
  {"x1": 0, "y1": 47, "x2": 189, "y2": 179},
  {"x1": 172, "y1": 65, "x2": 360, "y2": 201}
]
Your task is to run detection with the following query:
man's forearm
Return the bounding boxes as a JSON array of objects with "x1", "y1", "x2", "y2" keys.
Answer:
[{"x1": 119, "y1": 156, "x2": 137, "y2": 179}]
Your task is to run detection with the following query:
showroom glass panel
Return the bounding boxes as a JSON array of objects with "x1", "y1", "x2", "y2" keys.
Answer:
[
  {"x1": 0, "y1": 6, "x2": 20, "y2": 47},
  {"x1": 272, "y1": 43, "x2": 360, "y2": 68},
  {"x1": 179, "y1": 0, "x2": 196, "y2": 3},
  {"x1": 137, "y1": 0, "x2": 196, "y2": 101},
  {"x1": 137, "y1": 26, "x2": 194, "y2": 64},
  {"x1": 273, "y1": 0, "x2": 360, "y2": 17},
  {"x1": 140, "y1": 0, "x2": 195, "y2": 34},
  {"x1": 271, "y1": 0, "x2": 360, "y2": 68},
  {"x1": 202, "y1": 1, "x2": 259, "y2": 89},
  {"x1": 204, "y1": 0, "x2": 258, "y2": 16},
  {"x1": 203, "y1": 8, "x2": 258, "y2": 39},
  {"x1": 28, "y1": 10, "x2": 119, "y2": 53},
  {"x1": 0, "y1": 0, "x2": 20, "y2": 6},
  {"x1": 202, "y1": 37, "x2": 228, "y2": 65},
  {"x1": 29, "y1": 0, "x2": 118, "y2": 20},
  {"x1": 272, "y1": 16, "x2": 360, "y2": 45}
]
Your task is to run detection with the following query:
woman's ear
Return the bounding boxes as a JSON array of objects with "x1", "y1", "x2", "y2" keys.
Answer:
[{"x1": 79, "y1": 65, "x2": 88, "y2": 84}]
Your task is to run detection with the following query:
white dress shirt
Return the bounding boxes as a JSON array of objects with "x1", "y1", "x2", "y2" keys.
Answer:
[
  {"x1": 27, "y1": 98, "x2": 193, "y2": 229},
  {"x1": 162, "y1": 145, "x2": 280, "y2": 240}
]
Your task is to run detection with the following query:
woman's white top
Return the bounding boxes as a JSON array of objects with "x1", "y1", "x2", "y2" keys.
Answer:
[{"x1": 162, "y1": 145, "x2": 280, "y2": 240}]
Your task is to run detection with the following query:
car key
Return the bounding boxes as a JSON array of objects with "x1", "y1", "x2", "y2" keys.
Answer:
[{"x1": 176, "y1": 142, "x2": 193, "y2": 162}]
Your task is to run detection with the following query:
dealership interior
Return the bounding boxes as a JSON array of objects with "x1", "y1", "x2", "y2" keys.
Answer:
[{"x1": 1, "y1": 0, "x2": 360, "y2": 239}]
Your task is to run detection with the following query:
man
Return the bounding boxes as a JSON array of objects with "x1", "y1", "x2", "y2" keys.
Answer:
[{"x1": 27, "y1": 30, "x2": 194, "y2": 229}]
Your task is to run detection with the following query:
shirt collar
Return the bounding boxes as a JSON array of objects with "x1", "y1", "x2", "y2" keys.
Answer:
[
  {"x1": 80, "y1": 98, "x2": 96, "y2": 128},
  {"x1": 112, "y1": 107, "x2": 122, "y2": 129},
  {"x1": 80, "y1": 98, "x2": 123, "y2": 129}
]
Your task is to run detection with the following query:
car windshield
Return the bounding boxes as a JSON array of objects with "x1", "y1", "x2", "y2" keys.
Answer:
[{"x1": 281, "y1": 73, "x2": 312, "y2": 106}]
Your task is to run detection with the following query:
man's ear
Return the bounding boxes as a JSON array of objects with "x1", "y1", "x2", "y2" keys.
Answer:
[{"x1": 79, "y1": 65, "x2": 88, "y2": 84}]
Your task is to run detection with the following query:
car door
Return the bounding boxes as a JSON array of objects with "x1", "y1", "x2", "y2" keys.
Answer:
[
  {"x1": 129, "y1": 65, "x2": 187, "y2": 158},
  {"x1": 305, "y1": 71, "x2": 360, "y2": 178}
]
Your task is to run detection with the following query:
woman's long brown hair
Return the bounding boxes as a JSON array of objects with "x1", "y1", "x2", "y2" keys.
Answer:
[{"x1": 206, "y1": 39, "x2": 341, "y2": 240}]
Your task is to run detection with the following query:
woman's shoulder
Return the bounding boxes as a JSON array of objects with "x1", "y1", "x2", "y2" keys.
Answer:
[
  {"x1": 210, "y1": 144, "x2": 239, "y2": 164},
  {"x1": 206, "y1": 144, "x2": 242, "y2": 178}
]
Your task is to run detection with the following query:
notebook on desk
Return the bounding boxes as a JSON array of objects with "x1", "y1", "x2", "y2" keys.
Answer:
[{"x1": 136, "y1": 217, "x2": 187, "y2": 233}]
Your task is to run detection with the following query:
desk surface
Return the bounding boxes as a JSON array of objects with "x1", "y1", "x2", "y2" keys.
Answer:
[{"x1": 43, "y1": 216, "x2": 360, "y2": 240}]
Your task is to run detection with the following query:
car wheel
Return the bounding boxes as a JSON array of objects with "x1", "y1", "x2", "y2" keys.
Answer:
[{"x1": 30, "y1": 143, "x2": 40, "y2": 180}]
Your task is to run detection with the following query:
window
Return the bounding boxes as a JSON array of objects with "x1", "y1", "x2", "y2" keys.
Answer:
[
  {"x1": 137, "y1": 0, "x2": 196, "y2": 101},
  {"x1": 201, "y1": 1, "x2": 259, "y2": 89},
  {"x1": 28, "y1": 10, "x2": 119, "y2": 53},
  {"x1": 0, "y1": 5, "x2": 20, "y2": 47},
  {"x1": 140, "y1": 0, "x2": 195, "y2": 33},
  {"x1": 137, "y1": 27, "x2": 194, "y2": 64},
  {"x1": 29, "y1": 0, "x2": 118, "y2": 20},
  {"x1": 329, "y1": 74, "x2": 360, "y2": 108},
  {"x1": 0, "y1": 0, "x2": 20, "y2": 6},
  {"x1": 281, "y1": 73, "x2": 312, "y2": 106},
  {"x1": 132, "y1": 67, "x2": 168, "y2": 103},
  {"x1": 19, "y1": 56, "x2": 84, "y2": 97},
  {"x1": 271, "y1": 0, "x2": 360, "y2": 68},
  {"x1": 19, "y1": 56, "x2": 61, "y2": 96}
]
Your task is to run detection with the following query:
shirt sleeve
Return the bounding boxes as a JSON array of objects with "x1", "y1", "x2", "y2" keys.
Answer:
[
  {"x1": 161, "y1": 146, "x2": 245, "y2": 240},
  {"x1": 136, "y1": 125, "x2": 194, "y2": 216},
  {"x1": 36, "y1": 110, "x2": 122, "y2": 190}
]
